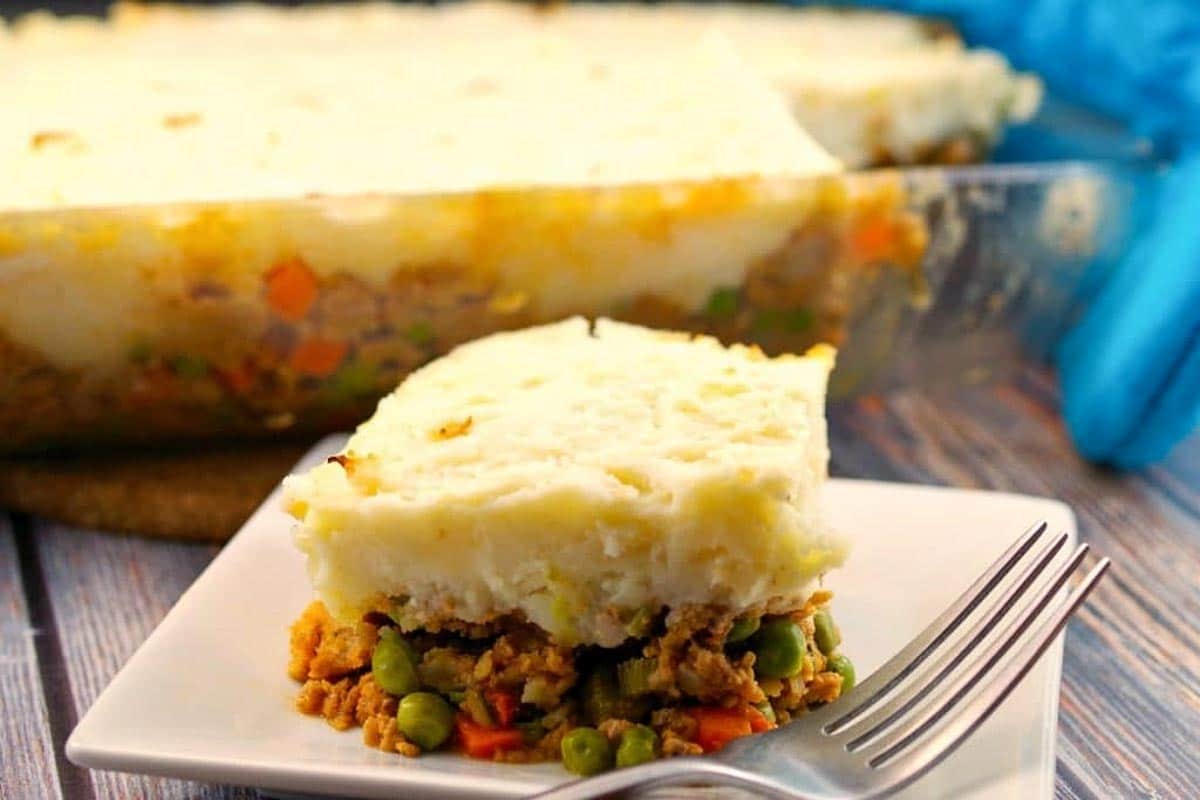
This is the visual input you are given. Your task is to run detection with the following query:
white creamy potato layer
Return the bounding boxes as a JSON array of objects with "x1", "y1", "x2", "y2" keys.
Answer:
[
  {"x1": 284, "y1": 318, "x2": 846, "y2": 646},
  {"x1": 0, "y1": 7, "x2": 840, "y2": 372}
]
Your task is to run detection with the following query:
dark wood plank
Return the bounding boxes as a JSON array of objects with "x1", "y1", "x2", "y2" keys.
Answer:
[
  {"x1": 1, "y1": 516, "x2": 63, "y2": 800},
  {"x1": 33, "y1": 522, "x2": 259, "y2": 799},
  {"x1": 829, "y1": 364, "x2": 1200, "y2": 800}
]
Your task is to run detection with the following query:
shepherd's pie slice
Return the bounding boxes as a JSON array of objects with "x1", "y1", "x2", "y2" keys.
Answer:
[{"x1": 284, "y1": 318, "x2": 845, "y2": 648}]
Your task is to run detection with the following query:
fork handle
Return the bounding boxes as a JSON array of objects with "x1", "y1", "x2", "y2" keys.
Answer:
[{"x1": 527, "y1": 756, "x2": 798, "y2": 800}]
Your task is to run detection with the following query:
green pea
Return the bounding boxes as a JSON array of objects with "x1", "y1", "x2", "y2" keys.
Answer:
[
  {"x1": 828, "y1": 654, "x2": 856, "y2": 692},
  {"x1": 705, "y1": 287, "x2": 739, "y2": 318},
  {"x1": 726, "y1": 615, "x2": 761, "y2": 645},
  {"x1": 406, "y1": 321, "x2": 435, "y2": 345},
  {"x1": 330, "y1": 361, "x2": 378, "y2": 400},
  {"x1": 813, "y1": 611, "x2": 840, "y2": 656},
  {"x1": 372, "y1": 628, "x2": 420, "y2": 696},
  {"x1": 169, "y1": 354, "x2": 208, "y2": 379},
  {"x1": 395, "y1": 692, "x2": 454, "y2": 751},
  {"x1": 615, "y1": 724, "x2": 659, "y2": 768},
  {"x1": 752, "y1": 307, "x2": 813, "y2": 334},
  {"x1": 561, "y1": 727, "x2": 614, "y2": 776},
  {"x1": 753, "y1": 619, "x2": 807, "y2": 679},
  {"x1": 781, "y1": 307, "x2": 814, "y2": 332},
  {"x1": 754, "y1": 701, "x2": 776, "y2": 725},
  {"x1": 128, "y1": 340, "x2": 154, "y2": 365}
]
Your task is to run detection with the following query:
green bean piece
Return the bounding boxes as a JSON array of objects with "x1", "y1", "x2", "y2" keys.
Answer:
[
  {"x1": 582, "y1": 665, "x2": 649, "y2": 724},
  {"x1": 615, "y1": 725, "x2": 659, "y2": 768},
  {"x1": 395, "y1": 692, "x2": 454, "y2": 751},
  {"x1": 616, "y1": 657, "x2": 657, "y2": 697},
  {"x1": 813, "y1": 611, "x2": 841, "y2": 656},
  {"x1": 372, "y1": 628, "x2": 420, "y2": 697},
  {"x1": 754, "y1": 701, "x2": 777, "y2": 725},
  {"x1": 446, "y1": 690, "x2": 466, "y2": 705},
  {"x1": 726, "y1": 615, "x2": 761, "y2": 644},
  {"x1": 752, "y1": 619, "x2": 807, "y2": 679},
  {"x1": 705, "y1": 287, "x2": 740, "y2": 318},
  {"x1": 463, "y1": 688, "x2": 495, "y2": 728},
  {"x1": 561, "y1": 727, "x2": 614, "y2": 776},
  {"x1": 540, "y1": 702, "x2": 574, "y2": 732},
  {"x1": 521, "y1": 677, "x2": 558, "y2": 707},
  {"x1": 582, "y1": 666, "x2": 621, "y2": 724},
  {"x1": 418, "y1": 648, "x2": 469, "y2": 693},
  {"x1": 827, "y1": 654, "x2": 856, "y2": 692}
]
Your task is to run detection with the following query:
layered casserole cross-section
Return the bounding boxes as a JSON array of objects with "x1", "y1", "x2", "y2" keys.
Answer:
[{"x1": 283, "y1": 319, "x2": 854, "y2": 768}]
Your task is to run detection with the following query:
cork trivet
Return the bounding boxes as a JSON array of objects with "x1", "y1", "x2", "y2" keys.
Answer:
[{"x1": 0, "y1": 441, "x2": 312, "y2": 541}]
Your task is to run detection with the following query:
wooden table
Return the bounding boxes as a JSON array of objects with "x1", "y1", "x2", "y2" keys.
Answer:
[{"x1": 3, "y1": 363, "x2": 1197, "y2": 799}]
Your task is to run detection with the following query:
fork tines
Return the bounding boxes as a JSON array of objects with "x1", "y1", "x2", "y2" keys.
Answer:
[{"x1": 823, "y1": 520, "x2": 1109, "y2": 782}]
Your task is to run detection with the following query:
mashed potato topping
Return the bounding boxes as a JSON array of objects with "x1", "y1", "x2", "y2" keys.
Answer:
[{"x1": 284, "y1": 318, "x2": 846, "y2": 646}]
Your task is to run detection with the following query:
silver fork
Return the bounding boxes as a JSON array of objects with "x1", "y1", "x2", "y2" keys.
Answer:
[{"x1": 531, "y1": 521, "x2": 1109, "y2": 800}]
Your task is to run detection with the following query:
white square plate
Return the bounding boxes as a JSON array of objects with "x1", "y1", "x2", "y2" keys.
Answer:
[{"x1": 68, "y1": 435, "x2": 1073, "y2": 799}]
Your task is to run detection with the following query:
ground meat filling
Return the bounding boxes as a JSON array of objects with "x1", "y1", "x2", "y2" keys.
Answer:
[
  {"x1": 3, "y1": 173, "x2": 928, "y2": 455},
  {"x1": 289, "y1": 591, "x2": 849, "y2": 763}
]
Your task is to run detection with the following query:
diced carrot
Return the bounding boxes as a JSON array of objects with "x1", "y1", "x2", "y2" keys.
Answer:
[
  {"x1": 747, "y1": 706, "x2": 772, "y2": 733},
  {"x1": 128, "y1": 366, "x2": 178, "y2": 405},
  {"x1": 858, "y1": 394, "x2": 885, "y2": 415},
  {"x1": 690, "y1": 707, "x2": 753, "y2": 753},
  {"x1": 289, "y1": 338, "x2": 348, "y2": 377},
  {"x1": 849, "y1": 216, "x2": 896, "y2": 263},
  {"x1": 485, "y1": 690, "x2": 519, "y2": 728},
  {"x1": 455, "y1": 716, "x2": 524, "y2": 759},
  {"x1": 215, "y1": 360, "x2": 256, "y2": 394},
  {"x1": 265, "y1": 258, "x2": 318, "y2": 321}
]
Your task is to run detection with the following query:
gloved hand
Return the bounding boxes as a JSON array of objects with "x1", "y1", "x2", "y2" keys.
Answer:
[{"x1": 827, "y1": 0, "x2": 1200, "y2": 468}]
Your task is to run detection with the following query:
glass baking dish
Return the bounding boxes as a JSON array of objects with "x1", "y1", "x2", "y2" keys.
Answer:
[{"x1": 0, "y1": 111, "x2": 1152, "y2": 455}]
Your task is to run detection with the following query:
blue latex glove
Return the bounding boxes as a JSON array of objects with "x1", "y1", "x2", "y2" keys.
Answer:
[{"x1": 824, "y1": 0, "x2": 1200, "y2": 467}]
